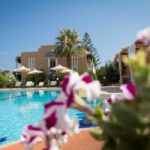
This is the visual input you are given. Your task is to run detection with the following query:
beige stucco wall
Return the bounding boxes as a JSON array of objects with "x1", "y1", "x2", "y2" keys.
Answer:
[
  {"x1": 78, "y1": 55, "x2": 87, "y2": 72},
  {"x1": 21, "y1": 45, "x2": 87, "y2": 83},
  {"x1": 120, "y1": 41, "x2": 150, "y2": 83}
]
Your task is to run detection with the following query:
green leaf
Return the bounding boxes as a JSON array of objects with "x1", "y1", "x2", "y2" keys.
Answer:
[
  {"x1": 87, "y1": 116, "x2": 98, "y2": 124},
  {"x1": 112, "y1": 103, "x2": 143, "y2": 129},
  {"x1": 97, "y1": 120, "x2": 122, "y2": 138},
  {"x1": 94, "y1": 106, "x2": 104, "y2": 120},
  {"x1": 90, "y1": 128, "x2": 104, "y2": 141}
]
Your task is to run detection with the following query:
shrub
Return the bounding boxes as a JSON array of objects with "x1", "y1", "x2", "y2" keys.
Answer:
[
  {"x1": 26, "y1": 73, "x2": 45, "y2": 85},
  {"x1": 0, "y1": 72, "x2": 9, "y2": 88},
  {"x1": 88, "y1": 71, "x2": 98, "y2": 80},
  {"x1": 89, "y1": 51, "x2": 150, "y2": 150},
  {"x1": 97, "y1": 61, "x2": 119, "y2": 85},
  {"x1": 12, "y1": 71, "x2": 21, "y2": 81}
]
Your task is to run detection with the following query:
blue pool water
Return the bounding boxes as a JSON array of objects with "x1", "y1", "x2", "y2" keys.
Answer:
[{"x1": 0, "y1": 90, "x2": 101, "y2": 145}]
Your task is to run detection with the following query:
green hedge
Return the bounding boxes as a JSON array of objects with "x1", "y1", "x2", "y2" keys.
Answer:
[
  {"x1": 26, "y1": 73, "x2": 45, "y2": 85},
  {"x1": 0, "y1": 72, "x2": 13, "y2": 88}
]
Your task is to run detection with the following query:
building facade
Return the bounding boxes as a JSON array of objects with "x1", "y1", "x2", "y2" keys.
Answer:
[
  {"x1": 21, "y1": 45, "x2": 88, "y2": 82},
  {"x1": 116, "y1": 40, "x2": 150, "y2": 83}
]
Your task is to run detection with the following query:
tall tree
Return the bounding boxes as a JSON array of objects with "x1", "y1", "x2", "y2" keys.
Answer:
[
  {"x1": 82, "y1": 32, "x2": 100, "y2": 67},
  {"x1": 54, "y1": 29, "x2": 85, "y2": 68},
  {"x1": 97, "y1": 61, "x2": 119, "y2": 85}
]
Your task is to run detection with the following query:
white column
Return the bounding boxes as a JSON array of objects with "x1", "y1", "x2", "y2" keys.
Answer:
[
  {"x1": 118, "y1": 53, "x2": 123, "y2": 85},
  {"x1": 127, "y1": 43, "x2": 135, "y2": 83}
]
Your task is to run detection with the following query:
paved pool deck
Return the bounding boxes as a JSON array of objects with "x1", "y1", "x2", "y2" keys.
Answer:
[{"x1": 0, "y1": 130, "x2": 104, "y2": 150}]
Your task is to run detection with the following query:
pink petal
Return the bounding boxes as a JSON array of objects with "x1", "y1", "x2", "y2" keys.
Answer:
[
  {"x1": 66, "y1": 90, "x2": 74, "y2": 107},
  {"x1": 120, "y1": 83, "x2": 136, "y2": 100},
  {"x1": 27, "y1": 125, "x2": 42, "y2": 131},
  {"x1": 81, "y1": 74, "x2": 93, "y2": 83},
  {"x1": 61, "y1": 76, "x2": 69, "y2": 95},
  {"x1": 28, "y1": 136, "x2": 36, "y2": 144},
  {"x1": 126, "y1": 84, "x2": 136, "y2": 97},
  {"x1": 44, "y1": 110, "x2": 57, "y2": 129}
]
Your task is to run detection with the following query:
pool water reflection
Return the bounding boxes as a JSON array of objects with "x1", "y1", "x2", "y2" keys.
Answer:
[{"x1": 0, "y1": 90, "x2": 101, "y2": 145}]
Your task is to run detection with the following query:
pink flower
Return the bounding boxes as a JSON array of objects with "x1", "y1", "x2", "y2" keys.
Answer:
[
  {"x1": 26, "y1": 125, "x2": 46, "y2": 138},
  {"x1": 61, "y1": 72, "x2": 101, "y2": 107},
  {"x1": 76, "y1": 73, "x2": 101, "y2": 101},
  {"x1": 120, "y1": 83, "x2": 136, "y2": 100},
  {"x1": 103, "y1": 94, "x2": 124, "y2": 115},
  {"x1": 106, "y1": 94, "x2": 124, "y2": 104},
  {"x1": 137, "y1": 28, "x2": 150, "y2": 46},
  {"x1": 101, "y1": 84, "x2": 136, "y2": 118},
  {"x1": 21, "y1": 127, "x2": 42, "y2": 150},
  {"x1": 44, "y1": 99, "x2": 78, "y2": 133},
  {"x1": 21, "y1": 72, "x2": 101, "y2": 149},
  {"x1": 21, "y1": 95, "x2": 78, "y2": 150}
]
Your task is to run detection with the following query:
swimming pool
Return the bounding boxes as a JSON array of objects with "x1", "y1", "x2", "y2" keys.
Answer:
[{"x1": 0, "y1": 90, "x2": 101, "y2": 145}]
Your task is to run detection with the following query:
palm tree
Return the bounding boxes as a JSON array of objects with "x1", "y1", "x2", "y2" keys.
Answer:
[
  {"x1": 55, "y1": 29, "x2": 85, "y2": 68},
  {"x1": 15, "y1": 56, "x2": 21, "y2": 68}
]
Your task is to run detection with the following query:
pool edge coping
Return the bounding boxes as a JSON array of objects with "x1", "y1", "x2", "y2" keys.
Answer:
[
  {"x1": 0, "y1": 87, "x2": 61, "y2": 92},
  {"x1": 0, "y1": 128, "x2": 95, "y2": 148}
]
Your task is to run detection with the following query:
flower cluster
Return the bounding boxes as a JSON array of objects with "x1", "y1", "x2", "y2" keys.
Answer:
[
  {"x1": 103, "y1": 83, "x2": 136, "y2": 115},
  {"x1": 21, "y1": 72, "x2": 101, "y2": 150}
]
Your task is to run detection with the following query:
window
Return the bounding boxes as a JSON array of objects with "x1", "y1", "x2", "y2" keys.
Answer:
[
  {"x1": 72, "y1": 57, "x2": 78, "y2": 69},
  {"x1": 28, "y1": 58, "x2": 35, "y2": 69},
  {"x1": 44, "y1": 51, "x2": 54, "y2": 57},
  {"x1": 48, "y1": 58, "x2": 57, "y2": 68}
]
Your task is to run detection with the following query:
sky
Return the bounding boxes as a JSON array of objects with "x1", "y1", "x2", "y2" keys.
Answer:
[{"x1": 0, "y1": 0, "x2": 150, "y2": 71}]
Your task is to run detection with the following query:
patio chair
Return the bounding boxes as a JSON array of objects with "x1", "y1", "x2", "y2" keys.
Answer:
[
  {"x1": 15, "y1": 81, "x2": 22, "y2": 87},
  {"x1": 49, "y1": 81, "x2": 57, "y2": 87},
  {"x1": 26, "y1": 81, "x2": 34, "y2": 87},
  {"x1": 38, "y1": 82, "x2": 44, "y2": 87}
]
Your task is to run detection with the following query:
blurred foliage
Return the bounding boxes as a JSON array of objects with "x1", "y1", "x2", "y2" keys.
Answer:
[
  {"x1": 73, "y1": 68, "x2": 87, "y2": 75},
  {"x1": 55, "y1": 72, "x2": 67, "y2": 81},
  {"x1": 54, "y1": 29, "x2": 85, "y2": 69},
  {"x1": 0, "y1": 72, "x2": 15, "y2": 88},
  {"x1": 15, "y1": 56, "x2": 21, "y2": 64},
  {"x1": 124, "y1": 51, "x2": 150, "y2": 99},
  {"x1": 26, "y1": 73, "x2": 45, "y2": 85},
  {"x1": 88, "y1": 71, "x2": 98, "y2": 80},
  {"x1": 12, "y1": 72, "x2": 21, "y2": 81},
  {"x1": 0, "y1": 72, "x2": 9, "y2": 87},
  {"x1": 89, "y1": 51, "x2": 150, "y2": 150},
  {"x1": 96, "y1": 61, "x2": 120, "y2": 85},
  {"x1": 82, "y1": 32, "x2": 100, "y2": 66}
]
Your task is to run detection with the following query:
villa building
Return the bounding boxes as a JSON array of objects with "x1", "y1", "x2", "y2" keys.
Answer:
[
  {"x1": 21, "y1": 45, "x2": 88, "y2": 82},
  {"x1": 116, "y1": 40, "x2": 150, "y2": 83}
]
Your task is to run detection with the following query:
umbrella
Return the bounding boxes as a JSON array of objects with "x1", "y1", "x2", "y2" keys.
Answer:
[
  {"x1": 28, "y1": 69, "x2": 43, "y2": 75},
  {"x1": 14, "y1": 66, "x2": 30, "y2": 73},
  {"x1": 28, "y1": 69, "x2": 43, "y2": 85},
  {"x1": 14, "y1": 66, "x2": 30, "y2": 82},
  {"x1": 50, "y1": 64, "x2": 72, "y2": 73},
  {"x1": 61, "y1": 67, "x2": 72, "y2": 73}
]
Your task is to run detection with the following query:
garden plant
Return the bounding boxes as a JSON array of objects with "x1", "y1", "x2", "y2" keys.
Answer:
[{"x1": 21, "y1": 28, "x2": 150, "y2": 150}]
